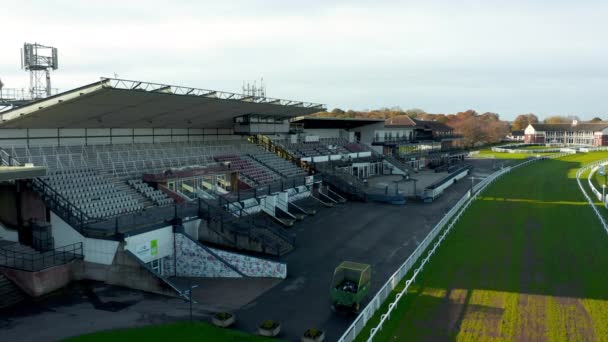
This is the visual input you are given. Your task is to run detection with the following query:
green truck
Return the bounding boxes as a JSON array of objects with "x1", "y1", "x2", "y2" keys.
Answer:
[{"x1": 330, "y1": 261, "x2": 371, "y2": 313}]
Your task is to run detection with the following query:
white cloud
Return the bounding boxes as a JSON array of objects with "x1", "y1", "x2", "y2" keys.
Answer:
[{"x1": 1, "y1": 0, "x2": 607, "y2": 118}]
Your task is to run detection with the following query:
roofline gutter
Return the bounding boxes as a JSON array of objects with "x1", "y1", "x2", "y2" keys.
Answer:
[{"x1": 0, "y1": 80, "x2": 107, "y2": 124}]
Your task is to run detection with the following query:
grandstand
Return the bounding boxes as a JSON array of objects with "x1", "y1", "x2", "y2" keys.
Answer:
[
  {"x1": 0, "y1": 77, "x2": 329, "y2": 307},
  {"x1": 0, "y1": 77, "x2": 474, "y2": 342}
]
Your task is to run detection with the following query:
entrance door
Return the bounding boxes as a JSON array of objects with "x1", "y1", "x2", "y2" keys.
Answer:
[{"x1": 147, "y1": 258, "x2": 163, "y2": 275}]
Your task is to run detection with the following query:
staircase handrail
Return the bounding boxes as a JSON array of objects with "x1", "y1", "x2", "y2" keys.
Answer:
[
  {"x1": 29, "y1": 177, "x2": 99, "y2": 229},
  {"x1": 0, "y1": 242, "x2": 83, "y2": 272}
]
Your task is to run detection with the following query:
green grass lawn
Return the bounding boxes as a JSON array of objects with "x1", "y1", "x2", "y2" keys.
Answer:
[
  {"x1": 517, "y1": 145, "x2": 560, "y2": 150},
  {"x1": 474, "y1": 149, "x2": 550, "y2": 161},
  {"x1": 356, "y1": 152, "x2": 608, "y2": 341},
  {"x1": 62, "y1": 322, "x2": 278, "y2": 342}
]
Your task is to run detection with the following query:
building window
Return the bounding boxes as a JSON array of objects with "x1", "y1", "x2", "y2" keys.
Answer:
[{"x1": 147, "y1": 258, "x2": 163, "y2": 275}]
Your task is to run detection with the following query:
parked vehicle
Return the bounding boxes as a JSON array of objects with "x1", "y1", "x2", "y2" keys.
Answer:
[{"x1": 330, "y1": 261, "x2": 371, "y2": 313}]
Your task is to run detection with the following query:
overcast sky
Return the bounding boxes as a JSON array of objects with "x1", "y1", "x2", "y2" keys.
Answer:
[{"x1": 1, "y1": 0, "x2": 607, "y2": 120}]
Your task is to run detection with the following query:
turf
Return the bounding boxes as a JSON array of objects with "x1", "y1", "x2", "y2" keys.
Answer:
[
  {"x1": 62, "y1": 322, "x2": 278, "y2": 342},
  {"x1": 473, "y1": 149, "x2": 551, "y2": 162},
  {"x1": 356, "y1": 152, "x2": 608, "y2": 341},
  {"x1": 516, "y1": 145, "x2": 561, "y2": 150}
]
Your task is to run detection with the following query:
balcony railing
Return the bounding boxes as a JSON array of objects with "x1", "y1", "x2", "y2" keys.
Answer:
[{"x1": 0, "y1": 242, "x2": 83, "y2": 272}]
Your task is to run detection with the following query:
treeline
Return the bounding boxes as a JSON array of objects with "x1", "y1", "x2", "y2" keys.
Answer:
[
  {"x1": 313, "y1": 108, "x2": 605, "y2": 146},
  {"x1": 312, "y1": 108, "x2": 509, "y2": 147},
  {"x1": 511, "y1": 114, "x2": 603, "y2": 130}
]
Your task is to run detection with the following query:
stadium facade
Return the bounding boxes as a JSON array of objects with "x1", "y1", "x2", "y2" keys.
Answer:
[
  {"x1": 0, "y1": 77, "x2": 459, "y2": 306},
  {"x1": 524, "y1": 121, "x2": 608, "y2": 146}
]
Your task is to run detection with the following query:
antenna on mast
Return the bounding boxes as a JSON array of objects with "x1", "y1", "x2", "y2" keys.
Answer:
[
  {"x1": 242, "y1": 77, "x2": 267, "y2": 98},
  {"x1": 21, "y1": 42, "x2": 59, "y2": 99}
]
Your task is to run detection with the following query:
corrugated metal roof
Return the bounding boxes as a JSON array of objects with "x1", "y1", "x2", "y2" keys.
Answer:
[
  {"x1": 0, "y1": 78, "x2": 325, "y2": 129},
  {"x1": 530, "y1": 123, "x2": 608, "y2": 132},
  {"x1": 412, "y1": 118, "x2": 453, "y2": 132}
]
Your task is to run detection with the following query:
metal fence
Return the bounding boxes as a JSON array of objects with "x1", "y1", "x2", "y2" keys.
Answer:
[
  {"x1": 585, "y1": 161, "x2": 608, "y2": 202},
  {"x1": 338, "y1": 154, "x2": 567, "y2": 342},
  {"x1": 0, "y1": 242, "x2": 83, "y2": 272},
  {"x1": 576, "y1": 159, "x2": 608, "y2": 236}
]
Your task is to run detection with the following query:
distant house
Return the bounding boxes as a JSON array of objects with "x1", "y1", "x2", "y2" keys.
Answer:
[
  {"x1": 506, "y1": 130, "x2": 524, "y2": 141},
  {"x1": 378, "y1": 116, "x2": 416, "y2": 143},
  {"x1": 524, "y1": 120, "x2": 608, "y2": 146},
  {"x1": 411, "y1": 119, "x2": 455, "y2": 140}
]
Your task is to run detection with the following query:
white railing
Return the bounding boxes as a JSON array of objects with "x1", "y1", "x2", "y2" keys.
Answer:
[
  {"x1": 338, "y1": 153, "x2": 567, "y2": 342},
  {"x1": 0, "y1": 149, "x2": 11, "y2": 166},
  {"x1": 576, "y1": 159, "x2": 608, "y2": 236},
  {"x1": 585, "y1": 159, "x2": 608, "y2": 203},
  {"x1": 587, "y1": 163, "x2": 608, "y2": 201}
]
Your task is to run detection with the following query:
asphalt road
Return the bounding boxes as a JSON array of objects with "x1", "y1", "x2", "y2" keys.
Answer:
[
  {"x1": 0, "y1": 160, "x2": 496, "y2": 341},
  {"x1": 234, "y1": 170, "x2": 481, "y2": 341}
]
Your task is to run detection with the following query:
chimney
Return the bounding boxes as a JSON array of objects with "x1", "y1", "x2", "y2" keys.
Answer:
[{"x1": 572, "y1": 119, "x2": 578, "y2": 126}]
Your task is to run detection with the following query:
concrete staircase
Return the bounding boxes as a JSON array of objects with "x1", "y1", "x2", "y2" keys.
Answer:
[
  {"x1": 384, "y1": 154, "x2": 411, "y2": 174},
  {"x1": 108, "y1": 174, "x2": 155, "y2": 209},
  {"x1": 0, "y1": 273, "x2": 25, "y2": 309},
  {"x1": 251, "y1": 226, "x2": 294, "y2": 256}
]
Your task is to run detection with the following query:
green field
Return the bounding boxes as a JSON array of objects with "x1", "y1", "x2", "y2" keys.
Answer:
[
  {"x1": 62, "y1": 322, "x2": 277, "y2": 342},
  {"x1": 473, "y1": 149, "x2": 549, "y2": 161},
  {"x1": 517, "y1": 145, "x2": 560, "y2": 150},
  {"x1": 357, "y1": 152, "x2": 608, "y2": 341}
]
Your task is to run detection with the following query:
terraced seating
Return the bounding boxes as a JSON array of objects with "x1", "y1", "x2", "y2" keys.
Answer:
[
  {"x1": 7, "y1": 140, "x2": 311, "y2": 219},
  {"x1": 215, "y1": 154, "x2": 280, "y2": 185},
  {"x1": 249, "y1": 150, "x2": 306, "y2": 178},
  {"x1": 277, "y1": 139, "x2": 369, "y2": 158},
  {"x1": 43, "y1": 169, "x2": 143, "y2": 219},
  {"x1": 344, "y1": 143, "x2": 366, "y2": 153},
  {"x1": 128, "y1": 179, "x2": 173, "y2": 206}
]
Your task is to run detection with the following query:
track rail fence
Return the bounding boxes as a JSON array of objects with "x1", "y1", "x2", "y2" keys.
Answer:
[
  {"x1": 585, "y1": 160, "x2": 608, "y2": 202},
  {"x1": 338, "y1": 153, "x2": 568, "y2": 342},
  {"x1": 576, "y1": 159, "x2": 608, "y2": 236}
]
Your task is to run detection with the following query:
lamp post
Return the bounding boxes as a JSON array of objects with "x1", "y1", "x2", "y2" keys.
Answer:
[
  {"x1": 469, "y1": 176, "x2": 486, "y2": 196},
  {"x1": 184, "y1": 281, "x2": 199, "y2": 322}
]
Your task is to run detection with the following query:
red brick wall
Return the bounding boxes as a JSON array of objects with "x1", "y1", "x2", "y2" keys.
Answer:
[
  {"x1": 1, "y1": 263, "x2": 74, "y2": 297},
  {"x1": 525, "y1": 134, "x2": 545, "y2": 144},
  {"x1": 594, "y1": 135, "x2": 608, "y2": 146}
]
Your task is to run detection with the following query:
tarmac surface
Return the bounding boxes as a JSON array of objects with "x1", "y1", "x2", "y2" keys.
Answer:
[
  {"x1": 0, "y1": 159, "x2": 496, "y2": 341},
  {"x1": 235, "y1": 170, "x2": 480, "y2": 341}
]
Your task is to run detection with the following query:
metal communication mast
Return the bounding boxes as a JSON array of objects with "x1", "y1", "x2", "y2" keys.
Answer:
[
  {"x1": 242, "y1": 78, "x2": 266, "y2": 98},
  {"x1": 21, "y1": 43, "x2": 58, "y2": 99}
]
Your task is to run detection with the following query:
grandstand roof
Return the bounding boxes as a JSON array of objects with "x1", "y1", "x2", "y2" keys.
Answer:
[
  {"x1": 0, "y1": 166, "x2": 46, "y2": 181},
  {"x1": 385, "y1": 116, "x2": 416, "y2": 127},
  {"x1": 290, "y1": 116, "x2": 383, "y2": 129},
  {"x1": 529, "y1": 122, "x2": 608, "y2": 132},
  {"x1": 412, "y1": 119, "x2": 453, "y2": 132},
  {"x1": 0, "y1": 78, "x2": 325, "y2": 129}
]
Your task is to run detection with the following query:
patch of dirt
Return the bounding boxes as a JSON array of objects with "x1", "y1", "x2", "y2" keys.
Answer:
[
  {"x1": 553, "y1": 284, "x2": 596, "y2": 342},
  {"x1": 516, "y1": 294, "x2": 548, "y2": 342},
  {"x1": 416, "y1": 287, "x2": 470, "y2": 341},
  {"x1": 516, "y1": 219, "x2": 549, "y2": 342},
  {"x1": 447, "y1": 288, "x2": 469, "y2": 329}
]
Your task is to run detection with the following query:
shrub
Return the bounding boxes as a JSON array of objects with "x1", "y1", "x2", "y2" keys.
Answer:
[{"x1": 259, "y1": 320, "x2": 278, "y2": 330}]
